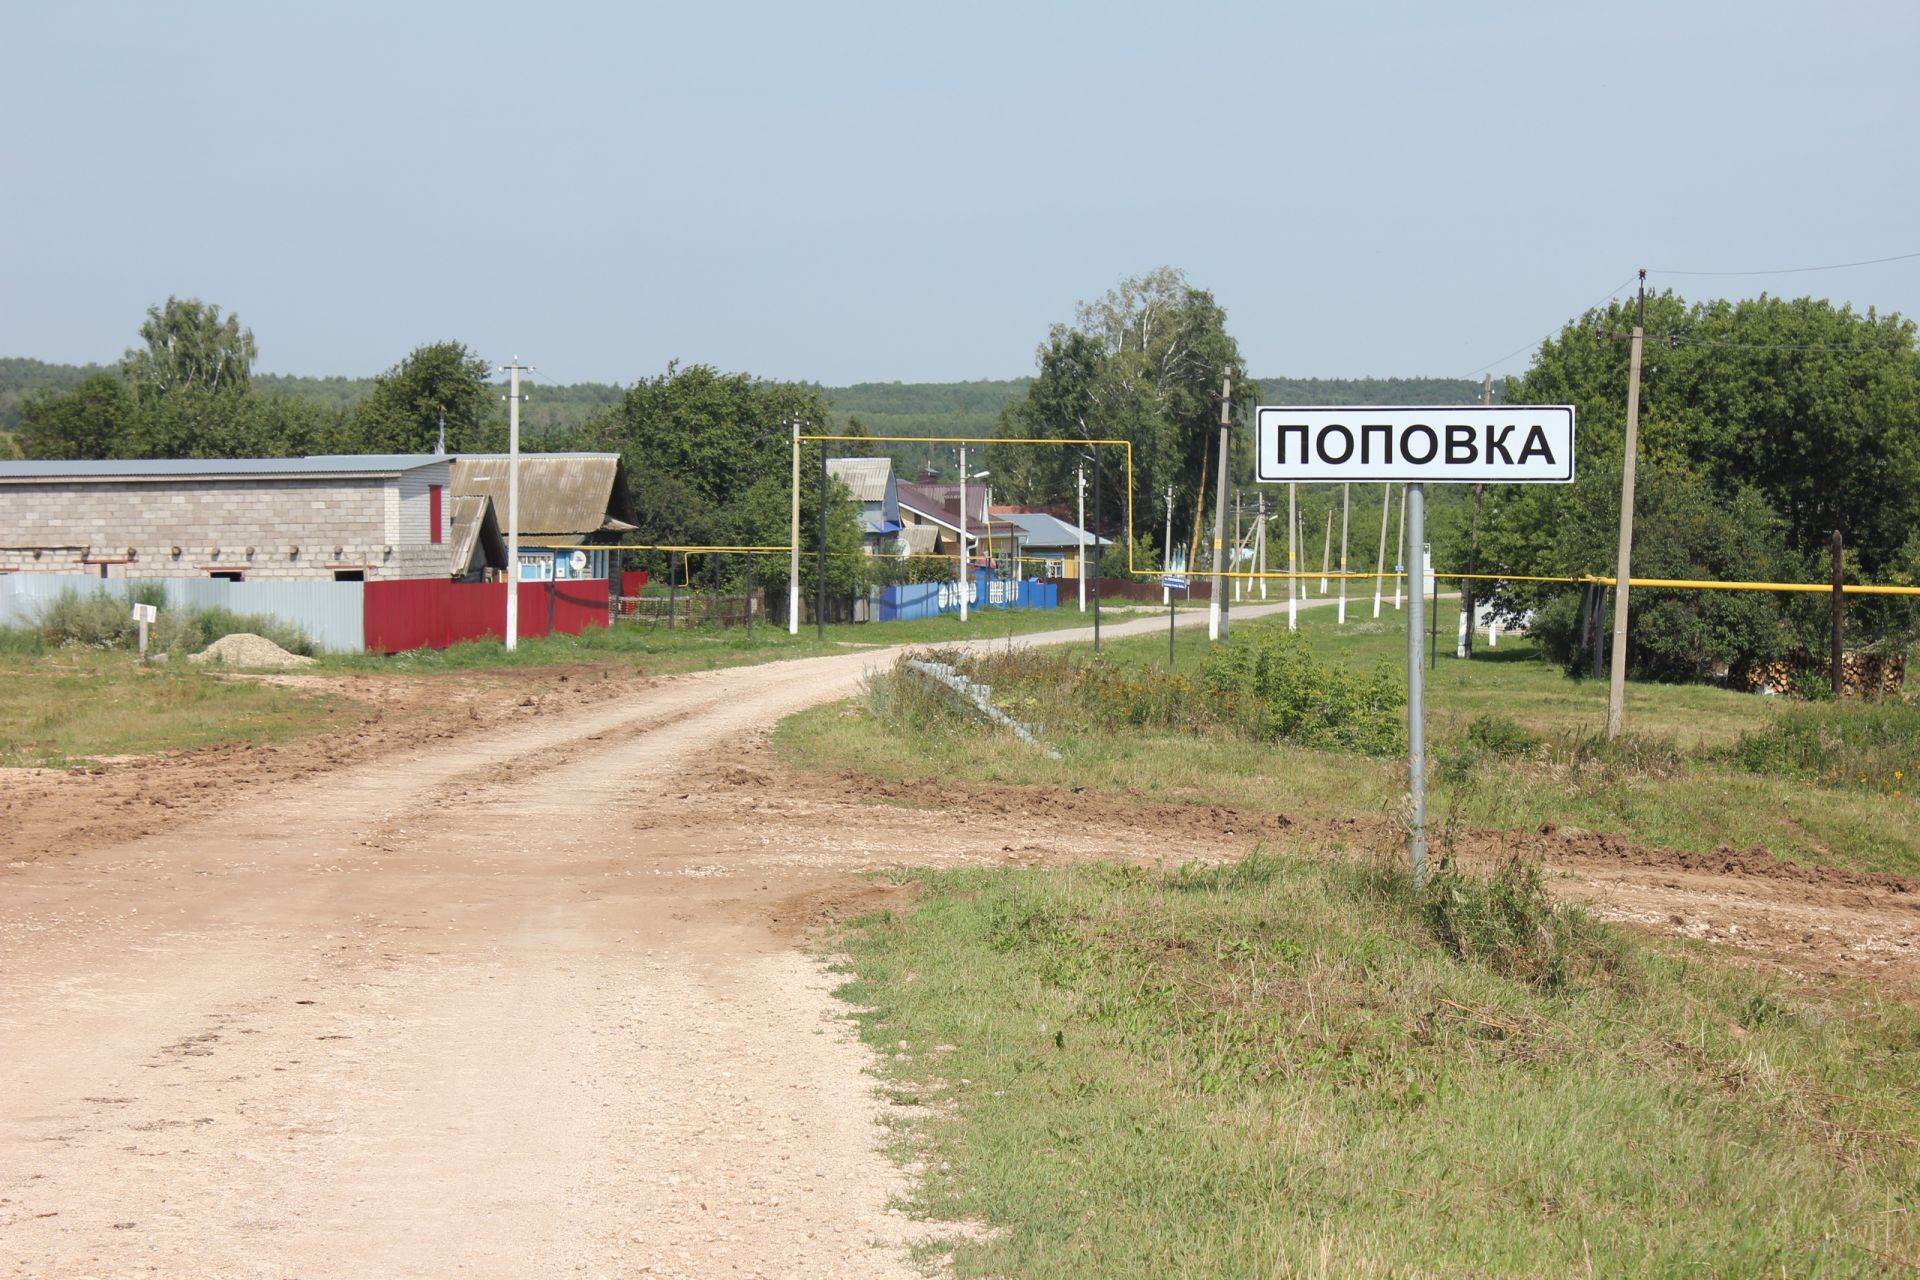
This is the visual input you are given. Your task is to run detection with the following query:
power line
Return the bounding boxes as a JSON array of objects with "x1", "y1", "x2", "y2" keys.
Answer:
[
  {"x1": 1648, "y1": 250, "x2": 1920, "y2": 278},
  {"x1": 1462, "y1": 275, "x2": 1640, "y2": 379}
]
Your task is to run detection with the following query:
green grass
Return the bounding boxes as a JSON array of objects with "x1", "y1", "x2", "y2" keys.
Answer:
[
  {"x1": 836, "y1": 853, "x2": 1920, "y2": 1277},
  {"x1": 0, "y1": 652, "x2": 357, "y2": 766},
  {"x1": 776, "y1": 602, "x2": 1920, "y2": 876}
]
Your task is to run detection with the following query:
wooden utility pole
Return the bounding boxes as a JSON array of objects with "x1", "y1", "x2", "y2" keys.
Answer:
[
  {"x1": 1208, "y1": 370, "x2": 1234, "y2": 642},
  {"x1": 1831, "y1": 530, "x2": 1846, "y2": 699},
  {"x1": 1605, "y1": 270, "x2": 1648, "y2": 740},
  {"x1": 1463, "y1": 373, "x2": 1492, "y2": 658}
]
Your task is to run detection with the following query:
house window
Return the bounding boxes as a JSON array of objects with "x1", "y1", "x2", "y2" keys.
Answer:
[
  {"x1": 333, "y1": 569, "x2": 365, "y2": 582},
  {"x1": 209, "y1": 571, "x2": 244, "y2": 582},
  {"x1": 429, "y1": 484, "x2": 443, "y2": 544}
]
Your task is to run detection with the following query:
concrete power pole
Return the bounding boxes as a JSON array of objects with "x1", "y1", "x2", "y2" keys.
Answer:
[
  {"x1": 499, "y1": 357, "x2": 531, "y2": 651},
  {"x1": 1207, "y1": 370, "x2": 1233, "y2": 642},
  {"x1": 1462, "y1": 373, "x2": 1493, "y2": 659},
  {"x1": 1287, "y1": 483, "x2": 1298, "y2": 631},
  {"x1": 1233, "y1": 491, "x2": 1243, "y2": 603},
  {"x1": 1372, "y1": 482, "x2": 1390, "y2": 618},
  {"x1": 788, "y1": 417, "x2": 801, "y2": 635},
  {"x1": 1163, "y1": 484, "x2": 1174, "y2": 605},
  {"x1": 1076, "y1": 462, "x2": 1088, "y2": 613},
  {"x1": 1394, "y1": 484, "x2": 1407, "y2": 610},
  {"x1": 1606, "y1": 270, "x2": 1648, "y2": 740},
  {"x1": 1336, "y1": 482, "x2": 1351, "y2": 624}
]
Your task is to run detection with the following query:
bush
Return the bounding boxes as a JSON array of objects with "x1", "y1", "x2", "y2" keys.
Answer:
[
  {"x1": 0, "y1": 624, "x2": 46, "y2": 656},
  {"x1": 1725, "y1": 702, "x2": 1920, "y2": 793},
  {"x1": 33, "y1": 589, "x2": 314, "y2": 656},
  {"x1": 1198, "y1": 626, "x2": 1405, "y2": 755},
  {"x1": 1465, "y1": 713, "x2": 1539, "y2": 757}
]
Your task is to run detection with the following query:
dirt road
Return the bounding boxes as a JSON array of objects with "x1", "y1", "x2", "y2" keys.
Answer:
[
  {"x1": 5, "y1": 600, "x2": 1917, "y2": 1278},
  {"x1": 0, "y1": 607, "x2": 1281, "y2": 1279}
]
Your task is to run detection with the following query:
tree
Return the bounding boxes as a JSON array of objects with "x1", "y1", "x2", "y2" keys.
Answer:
[
  {"x1": 18, "y1": 374, "x2": 133, "y2": 459},
  {"x1": 121, "y1": 297, "x2": 256, "y2": 397},
  {"x1": 995, "y1": 268, "x2": 1246, "y2": 568},
  {"x1": 347, "y1": 342, "x2": 492, "y2": 454},
  {"x1": 1481, "y1": 289, "x2": 1920, "y2": 670}
]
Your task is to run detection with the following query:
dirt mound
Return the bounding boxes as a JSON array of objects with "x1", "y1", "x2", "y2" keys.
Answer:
[{"x1": 189, "y1": 633, "x2": 315, "y2": 669}]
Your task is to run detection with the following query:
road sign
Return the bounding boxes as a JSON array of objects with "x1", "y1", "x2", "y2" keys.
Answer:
[
  {"x1": 1163, "y1": 576, "x2": 1188, "y2": 591},
  {"x1": 1254, "y1": 405, "x2": 1575, "y2": 483}
]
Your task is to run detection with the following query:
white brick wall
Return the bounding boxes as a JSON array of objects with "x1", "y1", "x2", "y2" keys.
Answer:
[{"x1": 0, "y1": 467, "x2": 455, "y2": 582}]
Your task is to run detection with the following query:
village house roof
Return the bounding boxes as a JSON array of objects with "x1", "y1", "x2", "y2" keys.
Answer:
[
  {"x1": 896, "y1": 481, "x2": 990, "y2": 537},
  {"x1": 449, "y1": 495, "x2": 507, "y2": 574},
  {"x1": 998, "y1": 511, "x2": 1108, "y2": 550},
  {"x1": 0, "y1": 455, "x2": 448, "y2": 483},
  {"x1": 449, "y1": 453, "x2": 637, "y2": 543},
  {"x1": 824, "y1": 457, "x2": 893, "y2": 503}
]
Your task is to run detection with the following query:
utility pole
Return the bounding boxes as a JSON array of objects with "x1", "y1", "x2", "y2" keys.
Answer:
[
  {"x1": 1407, "y1": 483, "x2": 1428, "y2": 887},
  {"x1": 1076, "y1": 461, "x2": 1088, "y2": 613},
  {"x1": 788, "y1": 418, "x2": 801, "y2": 635},
  {"x1": 1372, "y1": 482, "x2": 1390, "y2": 618},
  {"x1": 1287, "y1": 482, "x2": 1298, "y2": 631},
  {"x1": 1832, "y1": 529, "x2": 1846, "y2": 700},
  {"x1": 816, "y1": 441, "x2": 828, "y2": 642},
  {"x1": 499, "y1": 357, "x2": 530, "y2": 651},
  {"x1": 1606, "y1": 270, "x2": 1648, "y2": 740},
  {"x1": 1257, "y1": 493, "x2": 1268, "y2": 600},
  {"x1": 1091, "y1": 447, "x2": 1103, "y2": 651},
  {"x1": 1163, "y1": 484, "x2": 1174, "y2": 605},
  {"x1": 1208, "y1": 370, "x2": 1234, "y2": 642},
  {"x1": 1337, "y1": 482, "x2": 1350, "y2": 624},
  {"x1": 1394, "y1": 484, "x2": 1406, "y2": 610},
  {"x1": 1233, "y1": 491, "x2": 1243, "y2": 604},
  {"x1": 958, "y1": 444, "x2": 971, "y2": 623},
  {"x1": 1463, "y1": 373, "x2": 1492, "y2": 659},
  {"x1": 1320, "y1": 508, "x2": 1332, "y2": 594}
]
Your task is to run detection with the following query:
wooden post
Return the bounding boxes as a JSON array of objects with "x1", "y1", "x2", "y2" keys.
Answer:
[
  {"x1": 1606, "y1": 271, "x2": 1648, "y2": 739},
  {"x1": 1832, "y1": 529, "x2": 1845, "y2": 700}
]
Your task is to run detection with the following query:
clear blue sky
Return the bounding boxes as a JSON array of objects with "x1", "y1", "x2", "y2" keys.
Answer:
[{"x1": 4, "y1": 1, "x2": 1916, "y2": 386}]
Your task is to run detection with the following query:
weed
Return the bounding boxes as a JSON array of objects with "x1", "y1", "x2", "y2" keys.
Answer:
[
  {"x1": 1465, "y1": 712, "x2": 1539, "y2": 757},
  {"x1": 1418, "y1": 854, "x2": 1631, "y2": 992}
]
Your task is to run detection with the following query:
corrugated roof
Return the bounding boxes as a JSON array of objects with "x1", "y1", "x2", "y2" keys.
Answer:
[
  {"x1": 0, "y1": 454, "x2": 448, "y2": 482},
  {"x1": 825, "y1": 457, "x2": 895, "y2": 502},
  {"x1": 1001, "y1": 511, "x2": 1108, "y2": 549},
  {"x1": 449, "y1": 495, "x2": 507, "y2": 573},
  {"x1": 898, "y1": 526, "x2": 940, "y2": 554},
  {"x1": 450, "y1": 453, "x2": 637, "y2": 539},
  {"x1": 897, "y1": 481, "x2": 989, "y2": 536}
]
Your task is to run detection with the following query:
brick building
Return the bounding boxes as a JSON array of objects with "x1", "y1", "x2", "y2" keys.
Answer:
[{"x1": 0, "y1": 455, "x2": 454, "y2": 582}]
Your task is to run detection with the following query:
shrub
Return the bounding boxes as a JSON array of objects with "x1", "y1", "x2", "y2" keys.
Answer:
[
  {"x1": 33, "y1": 589, "x2": 314, "y2": 656},
  {"x1": 1725, "y1": 701, "x2": 1920, "y2": 793},
  {"x1": 1198, "y1": 626, "x2": 1405, "y2": 755},
  {"x1": 1419, "y1": 854, "x2": 1631, "y2": 992},
  {"x1": 0, "y1": 624, "x2": 46, "y2": 656},
  {"x1": 1465, "y1": 713, "x2": 1539, "y2": 757}
]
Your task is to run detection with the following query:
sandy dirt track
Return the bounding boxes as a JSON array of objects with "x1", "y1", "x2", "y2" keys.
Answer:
[{"x1": 5, "y1": 600, "x2": 1919, "y2": 1278}]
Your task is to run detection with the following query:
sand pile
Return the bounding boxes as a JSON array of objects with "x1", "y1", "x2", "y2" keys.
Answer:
[{"x1": 189, "y1": 633, "x2": 316, "y2": 669}]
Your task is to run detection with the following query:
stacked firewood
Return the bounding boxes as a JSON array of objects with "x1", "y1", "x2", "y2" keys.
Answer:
[{"x1": 1737, "y1": 651, "x2": 1906, "y2": 697}]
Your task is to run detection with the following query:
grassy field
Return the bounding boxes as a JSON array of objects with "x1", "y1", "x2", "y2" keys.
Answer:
[
  {"x1": 0, "y1": 652, "x2": 359, "y2": 766},
  {"x1": 776, "y1": 602, "x2": 1920, "y2": 877},
  {"x1": 836, "y1": 854, "x2": 1920, "y2": 1277}
]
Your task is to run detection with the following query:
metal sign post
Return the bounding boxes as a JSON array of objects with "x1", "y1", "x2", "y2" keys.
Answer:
[{"x1": 1255, "y1": 404, "x2": 1576, "y2": 889}]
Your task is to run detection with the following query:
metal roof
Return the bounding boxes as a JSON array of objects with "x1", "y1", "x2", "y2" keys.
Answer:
[
  {"x1": 449, "y1": 495, "x2": 507, "y2": 573},
  {"x1": 449, "y1": 453, "x2": 637, "y2": 540},
  {"x1": 1000, "y1": 511, "x2": 1108, "y2": 549},
  {"x1": 0, "y1": 454, "x2": 449, "y2": 482},
  {"x1": 897, "y1": 481, "x2": 990, "y2": 536},
  {"x1": 825, "y1": 457, "x2": 895, "y2": 503}
]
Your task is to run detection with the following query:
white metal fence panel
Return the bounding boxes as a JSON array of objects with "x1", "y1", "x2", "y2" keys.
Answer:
[{"x1": 0, "y1": 574, "x2": 365, "y2": 653}]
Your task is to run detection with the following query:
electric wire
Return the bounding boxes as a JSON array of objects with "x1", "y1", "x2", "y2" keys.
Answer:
[
  {"x1": 1461, "y1": 275, "x2": 1641, "y2": 379},
  {"x1": 1648, "y1": 250, "x2": 1920, "y2": 278}
]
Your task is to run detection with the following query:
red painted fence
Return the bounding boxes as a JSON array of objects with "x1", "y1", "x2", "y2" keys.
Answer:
[{"x1": 363, "y1": 579, "x2": 610, "y2": 654}]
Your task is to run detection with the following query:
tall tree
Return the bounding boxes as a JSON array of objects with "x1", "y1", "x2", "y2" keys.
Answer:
[
  {"x1": 121, "y1": 297, "x2": 256, "y2": 397},
  {"x1": 18, "y1": 374, "x2": 134, "y2": 459},
  {"x1": 347, "y1": 342, "x2": 492, "y2": 454},
  {"x1": 995, "y1": 268, "x2": 1246, "y2": 560}
]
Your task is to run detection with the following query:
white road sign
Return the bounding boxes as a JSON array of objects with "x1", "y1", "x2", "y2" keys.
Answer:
[{"x1": 1255, "y1": 405, "x2": 1575, "y2": 484}]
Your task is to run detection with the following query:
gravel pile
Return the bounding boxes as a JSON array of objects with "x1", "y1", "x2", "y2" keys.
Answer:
[{"x1": 189, "y1": 633, "x2": 316, "y2": 669}]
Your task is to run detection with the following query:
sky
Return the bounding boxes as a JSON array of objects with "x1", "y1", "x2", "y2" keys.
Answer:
[{"x1": 4, "y1": 1, "x2": 1917, "y2": 387}]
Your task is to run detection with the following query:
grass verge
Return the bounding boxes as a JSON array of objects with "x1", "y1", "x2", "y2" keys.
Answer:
[
  {"x1": 0, "y1": 653, "x2": 357, "y2": 766},
  {"x1": 775, "y1": 607, "x2": 1920, "y2": 876},
  {"x1": 836, "y1": 851, "x2": 1920, "y2": 1277}
]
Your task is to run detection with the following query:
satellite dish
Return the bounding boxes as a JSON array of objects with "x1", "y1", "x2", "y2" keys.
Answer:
[{"x1": 569, "y1": 550, "x2": 588, "y2": 572}]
